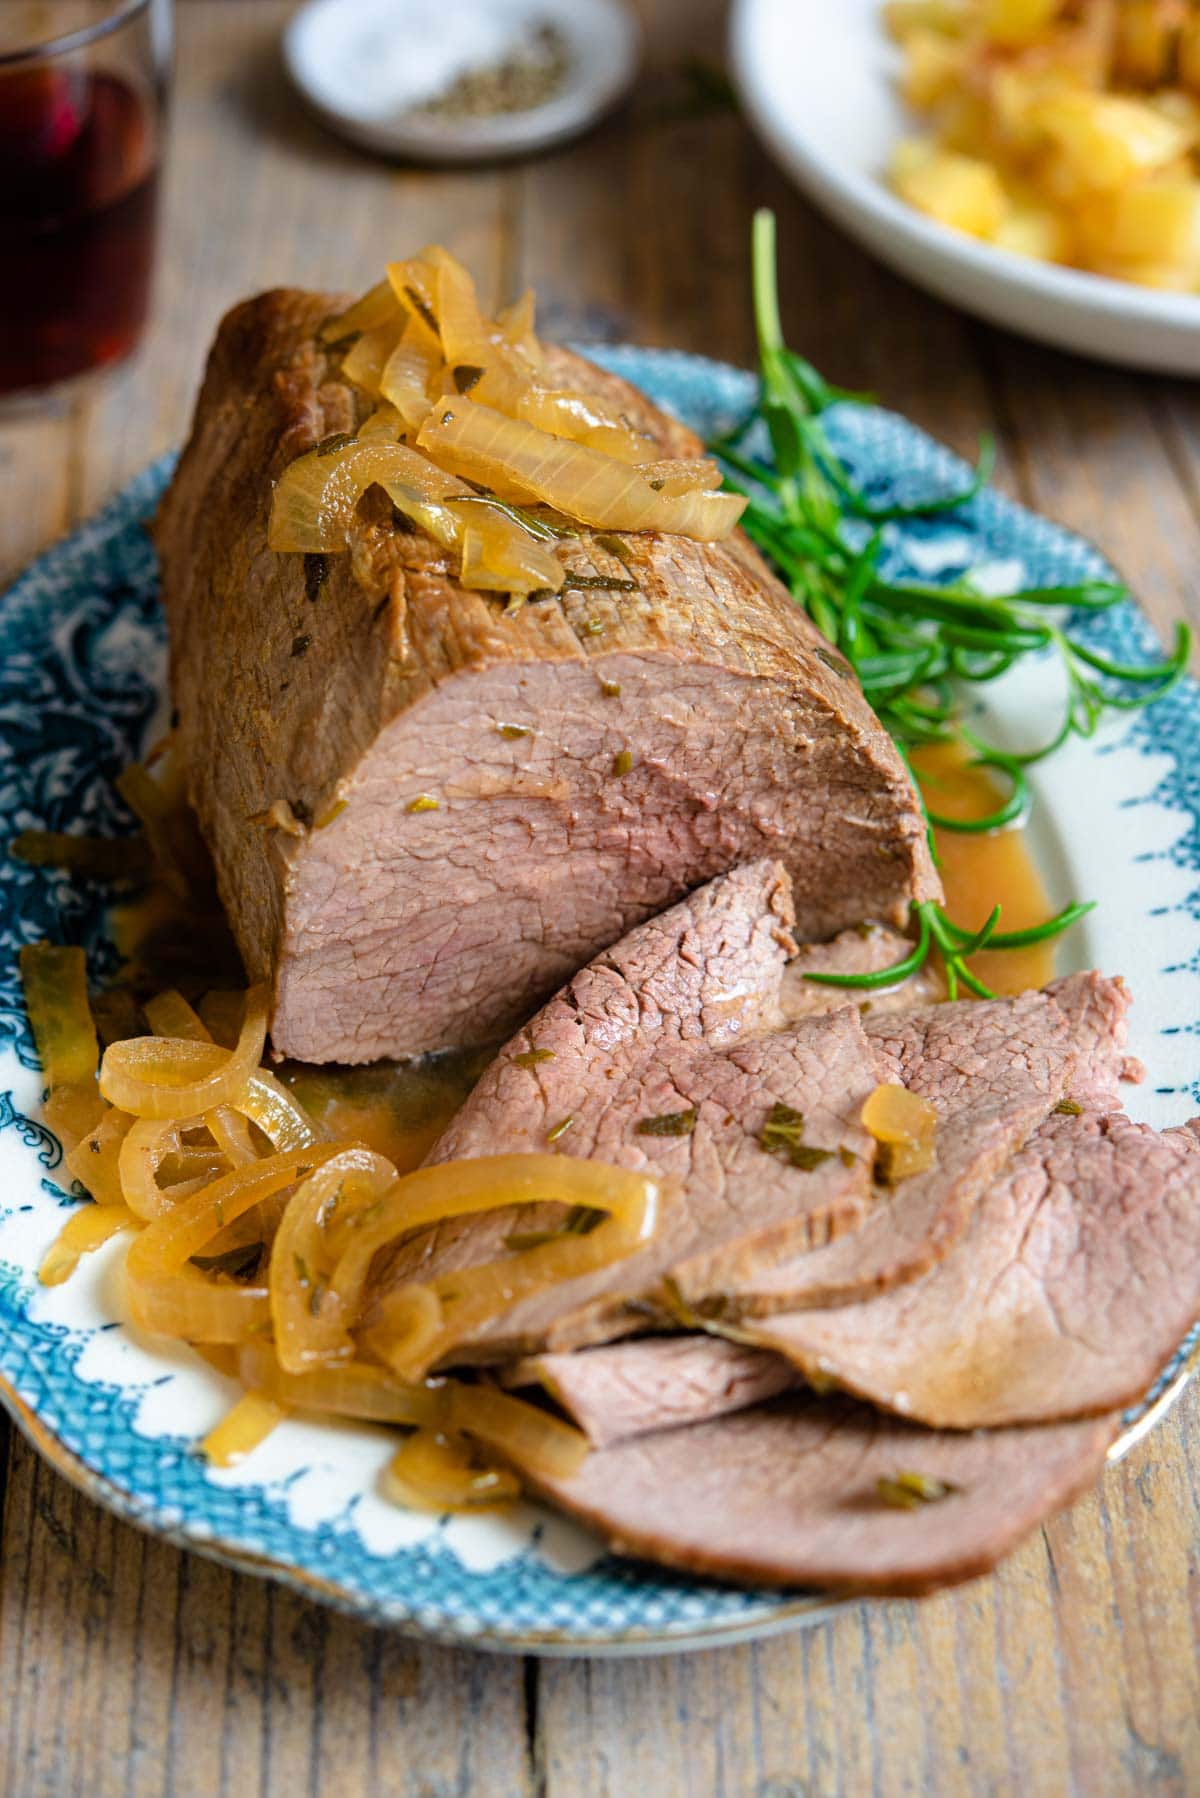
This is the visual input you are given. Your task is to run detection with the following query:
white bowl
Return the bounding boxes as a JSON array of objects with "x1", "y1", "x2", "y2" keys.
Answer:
[
  {"x1": 284, "y1": 0, "x2": 640, "y2": 165},
  {"x1": 730, "y1": 0, "x2": 1200, "y2": 376}
]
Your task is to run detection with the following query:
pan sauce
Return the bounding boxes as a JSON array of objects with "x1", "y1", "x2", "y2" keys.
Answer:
[{"x1": 912, "y1": 742, "x2": 1057, "y2": 997}]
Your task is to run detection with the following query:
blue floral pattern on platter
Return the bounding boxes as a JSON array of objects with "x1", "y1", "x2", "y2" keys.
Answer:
[{"x1": 1, "y1": 346, "x2": 1198, "y2": 1656}]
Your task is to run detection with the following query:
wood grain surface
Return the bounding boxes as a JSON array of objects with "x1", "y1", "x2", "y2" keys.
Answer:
[{"x1": 2, "y1": 2, "x2": 1199, "y2": 1792}]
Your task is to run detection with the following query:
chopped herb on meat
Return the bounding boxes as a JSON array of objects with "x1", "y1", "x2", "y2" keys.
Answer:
[
  {"x1": 876, "y1": 1471, "x2": 959, "y2": 1509},
  {"x1": 636, "y1": 1109, "x2": 698, "y2": 1137}
]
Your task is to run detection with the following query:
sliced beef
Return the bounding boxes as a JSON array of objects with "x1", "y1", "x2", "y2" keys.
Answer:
[
  {"x1": 696, "y1": 970, "x2": 1136, "y2": 1320},
  {"x1": 514, "y1": 1392, "x2": 1119, "y2": 1594},
  {"x1": 502, "y1": 1336, "x2": 798, "y2": 1448},
  {"x1": 376, "y1": 865, "x2": 1138, "y2": 1356},
  {"x1": 780, "y1": 923, "x2": 943, "y2": 1020},
  {"x1": 741, "y1": 1109, "x2": 1200, "y2": 1428},
  {"x1": 155, "y1": 290, "x2": 937, "y2": 1062},
  {"x1": 373, "y1": 861, "x2": 883, "y2": 1359}
]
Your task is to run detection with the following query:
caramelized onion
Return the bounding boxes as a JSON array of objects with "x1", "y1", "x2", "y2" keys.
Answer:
[
  {"x1": 355, "y1": 402, "x2": 405, "y2": 443},
  {"x1": 44, "y1": 1082, "x2": 106, "y2": 1153},
  {"x1": 268, "y1": 440, "x2": 469, "y2": 554},
  {"x1": 432, "y1": 249, "x2": 494, "y2": 367},
  {"x1": 417, "y1": 399, "x2": 746, "y2": 539},
  {"x1": 340, "y1": 318, "x2": 402, "y2": 395},
  {"x1": 342, "y1": 1154, "x2": 660, "y2": 1380},
  {"x1": 269, "y1": 1148, "x2": 399, "y2": 1372},
  {"x1": 636, "y1": 457, "x2": 723, "y2": 494},
  {"x1": 120, "y1": 1113, "x2": 212, "y2": 1220},
  {"x1": 205, "y1": 1106, "x2": 258, "y2": 1167},
  {"x1": 130, "y1": 1268, "x2": 271, "y2": 1344},
  {"x1": 40, "y1": 1202, "x2": 139, "y2": 1286},
  {"x1": 448, "y1": 501, "x2": 565, "y2": 595},
  {"x1": 19, "y1": 942, "x2": 99, "y2": 1089},
  {"x1": 124, "y1": 1145, "x2": 340, "y2": 1341},
  {"x1": 519, "y1": 392, "x2": 651, "y2": 463},
  {"x1": 145, "y1": 988, "x2": 211, "y2": 1042},
  {"x1": 382, "y1": 1430, "x2": 520, "y2": 1512},
  {"x1": 319, "y1": 279, "x2": 401, "y2": 345},
  {"x1": 65, "y1": 1106, "x2": 133, "y2": 1205},
  {"x1": 269, "y1": 431, "x2": 570, "y2": 598},
  {"x1": 386, "y1": 254, "x2": 440, "y2": 332},
  {"x1": 201, "y1": 1391, "x2": 287, "y2": 1467},
  {"x1": 446, "y1": 1382, "x2": 589, "y2": 1478},
  {"x1": 235, "y1": 1068, "x2": 325, "y2": 1152},
  {"x1": 468, "y1": 359, "x2": 648, "y2": 464},
  {"x1": 100, "y1": 986, "x2": 268, "y2": 1119},
  {"x1": 379, "y1": 320, "x2": 441, "y2": 428},
  {"x1": 239, "y1": 1344, "x2": 442, "y2": 1425},
  {"x1": 238, "y1": 1347, "x2": 587, "y2": 1482},
  {"x1": 862, "y1": 1083, "x2": 938, "y2": 1184},
  {"x1": 281, "y1": 245, "x2": 750, "y2": 611},
  {"x1": 115, "y1": 757, "x2": 212, "y2": 897},
  {"x1": 496, "y1": 286, "x2": 538, "y2": 353}
]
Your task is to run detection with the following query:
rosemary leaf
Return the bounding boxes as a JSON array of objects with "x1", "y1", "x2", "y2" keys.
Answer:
[{"x1": 636, "y1": 1109, "x2": 698, "y2": 1137}]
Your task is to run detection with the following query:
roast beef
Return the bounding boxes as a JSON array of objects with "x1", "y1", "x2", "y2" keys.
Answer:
[
  {"x1": 514, "y1": 1391, "x2": 1119, "y2": 1594},
  {"x1": 371, "y1": 860, "x2": 885, "y2": 1358},
  {"x1": 503, "y1": 1335, "x2": 797, "y2": 1447},
  {"x1": 385, "y1": 910, "x2": 1134, "y2": 1355},
  {"x1": 780, "y1": 923, "x2": 943, "y2": 1019},
  {"x1": 154, "y1": 291, "x2": 937, "y2": 1062},
  {"x1": 741, "y1": 1109, "x2": 1200, "y2": 1428},
  {"x1": 698, "y1": 970, "x2": 1136, "y2": 1319}
]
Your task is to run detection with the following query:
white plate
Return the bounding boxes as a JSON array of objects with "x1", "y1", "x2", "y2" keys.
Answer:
[
  {"x1": 284, "y1": 0, "x2": 640, "y2": 165},
  {"x1": 730, "y1": 0, "x2": 1200, "y2": 375}
]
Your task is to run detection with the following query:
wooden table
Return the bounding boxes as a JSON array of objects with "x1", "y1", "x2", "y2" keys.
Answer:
[{"x1": 3, "y1": 2, "x2": 1200, "y2": 1791}]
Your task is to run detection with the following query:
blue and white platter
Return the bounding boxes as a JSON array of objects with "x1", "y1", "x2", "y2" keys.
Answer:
[{"x1": 1, "y1": 346, "x2": 1198, "y2": 1656}]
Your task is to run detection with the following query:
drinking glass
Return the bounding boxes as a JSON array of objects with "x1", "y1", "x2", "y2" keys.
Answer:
[{"x1": 0, "y1": 0, "x2": 172, "y2": 398}]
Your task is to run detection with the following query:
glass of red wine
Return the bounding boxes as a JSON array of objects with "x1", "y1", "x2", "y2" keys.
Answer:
[{"x1": 0, "y1": 1, "x2": 172, "y2": 400}]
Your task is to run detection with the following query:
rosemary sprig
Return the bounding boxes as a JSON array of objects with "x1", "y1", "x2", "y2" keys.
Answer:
[
  {"x1": 711, "y1": 209, "x2": 1188, "y2": 999},
  {"x1": 803, "y1": 897, "x2": 1095, "y2": 1002}
]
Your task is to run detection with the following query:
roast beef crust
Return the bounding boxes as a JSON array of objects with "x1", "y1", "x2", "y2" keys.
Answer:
[{"x1": 155, "y1": 289, "x2": 940, "y2": 1059}]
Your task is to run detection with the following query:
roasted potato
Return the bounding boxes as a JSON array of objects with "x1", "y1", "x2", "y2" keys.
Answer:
[{"x1": 884, "y1": 0, "x2": 1200, "y2": 289}]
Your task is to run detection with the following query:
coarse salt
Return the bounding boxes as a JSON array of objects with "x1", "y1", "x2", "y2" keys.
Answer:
[{"x1": 309, "y1": 0, "x2": 554, "y2": 124}]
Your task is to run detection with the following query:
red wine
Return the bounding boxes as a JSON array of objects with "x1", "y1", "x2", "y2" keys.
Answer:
[{"x1": 0, "y1": 68, "x2": 160, "y2": 395}]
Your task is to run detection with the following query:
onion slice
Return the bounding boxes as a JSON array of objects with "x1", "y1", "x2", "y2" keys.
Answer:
[
  {"x1": 239, "y1": 1345, "x2": 442, "y2": 1426},
  {"x1": 201, "y1": 1392, "x2": 287, "y2": 1467},
  {"x1": 100, "y1": 986, "x2": 269, "y2": 1120},
  {"x1": 39, "y1": 1203, "x2": 139, "y2": 1286},
  {"x1": 268, "y1": 1148, "x2": 399, "y2": 1372},
  {"x1": 268, "y1": 440, "x2": 471, "y2": 554},
  {"x1": 144, "y1": 988, "x2": 211, "y2": 1042},
  {"x1": 65, "y1": 1106, "x2": 133, "y2": 1205},
  {"x1": 340, "y1": 1154, "x2": 660, "y2": 1380},
  {"x1": 340, "y1": 318, "x2": 403, "y2": 396},
  {"x1": 19, "y1": 942, "x2": 99, "y2": 1089},
  {"x1": 235, "y1": 1068, "x2": 325, "y2": 1152},
  {"x1": 446, "y1": 1383, "x2": 589, "y2": 1479},
  {"x1": 636, "y1": 457, "x2": 723, "y2": 494},
  {"x1": 382, "y1": 1430, "x2": 520, "y2": 1512},
  {"x1": 125, "y1": 1144, "x2": 341, "y2": 1342},
  {"x1": 379, "y1": 319, "x2": 441, "y2": 428},
  {"x1": 120, "y1": 1113, "x2": 213, "y2": 1219},
  {"x1": 238, "y1": 1347, "x2": 588, "y2": 1481},
  {"x1": 496, "y1": 286, "x2": 539, "y2": 359},
  {"x1": 43, "y1": 1082, "x2": 106, "y2": 1154},
  {"x1": 319, "y1": 280, "x2": 401, "y2": 345},
  {"x1": 448, "y1": 501, "x2": 564, "y2": 595},
  {"x1": 417, "y1": 399, "x2": 747, "y2": 539}
]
